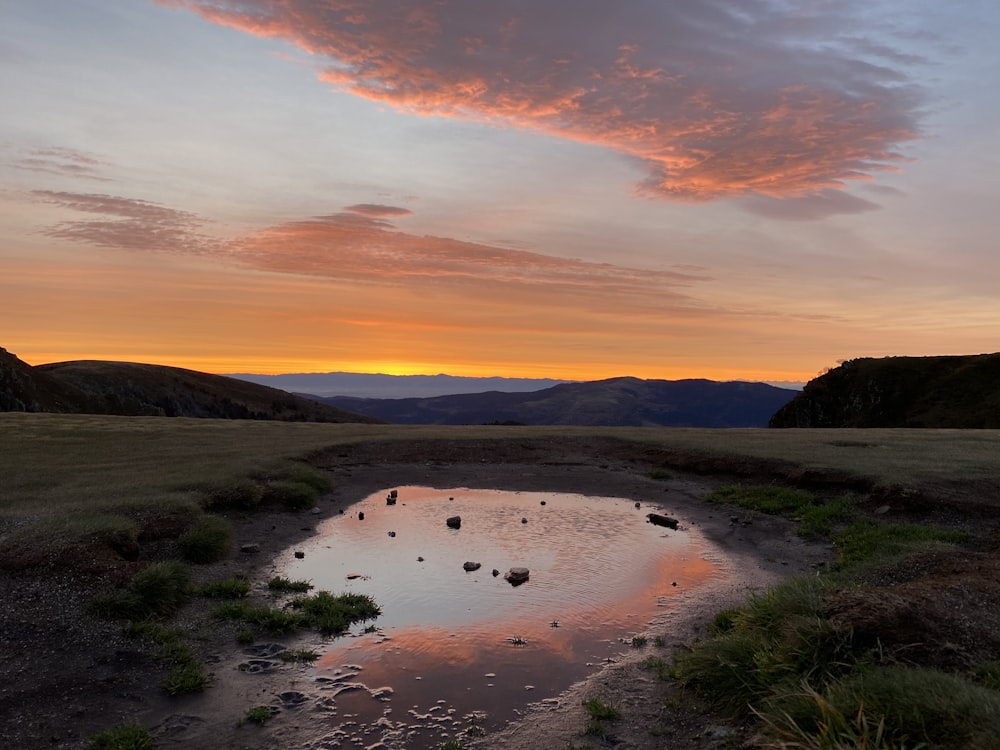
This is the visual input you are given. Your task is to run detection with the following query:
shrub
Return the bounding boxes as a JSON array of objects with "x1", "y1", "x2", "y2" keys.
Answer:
[
  {"x1": 87, "y1": 721, "x2": 153, "y2": 750},
  {"x1": 177, "y1": 514, "x2": 232, "y2": 564}
]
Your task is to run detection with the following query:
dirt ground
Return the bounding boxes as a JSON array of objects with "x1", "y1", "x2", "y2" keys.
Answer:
[{"x1": 2, "y1": 436, "x2": 997, "y2": 750}]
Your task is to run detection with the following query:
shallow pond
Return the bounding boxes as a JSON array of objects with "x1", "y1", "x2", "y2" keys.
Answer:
[{"x1": 275, "y1": 486, "x2": 724, "y2": 749}]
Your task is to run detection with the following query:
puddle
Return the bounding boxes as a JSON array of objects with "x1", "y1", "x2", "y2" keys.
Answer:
[{"x1": 271, "y1": 486, "x2": 724, "y2": 749}]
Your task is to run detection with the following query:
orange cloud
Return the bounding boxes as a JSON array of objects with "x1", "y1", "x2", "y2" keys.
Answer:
[{"x1": 160, "y1": 0, "x2": 924, "y2": 204}]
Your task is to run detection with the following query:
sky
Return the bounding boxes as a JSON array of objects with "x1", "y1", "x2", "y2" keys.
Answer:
[{"x1": 2, "y1": 0, "x2": 998, "y2": 385}]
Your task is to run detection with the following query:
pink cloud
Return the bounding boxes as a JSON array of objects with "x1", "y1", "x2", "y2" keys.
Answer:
[
  {"x1": 33, "y1": 191, "x2": 217, "y2": 254},
  {"x1": 161, "y1": 0, "x2": 925, "y2": 202}
]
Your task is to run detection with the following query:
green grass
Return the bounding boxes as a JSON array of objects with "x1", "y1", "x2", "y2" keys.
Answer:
[
  {"x1": 87, "y1": 721, "x2": 153, "y2": 750},
  {"x1": 267, "y1": 576, "x2": 313, "y2": 593},
  {"x1": 177, "y1": 514, "x2": 233, "y2": 563},
  {"x1": 121, "y1": 620, "x2": 210, "y2": 695},
  {"x1": 198, "y1": 574, "x2": 251, "y2": 599},
  {"x1": 91, "y1": 561, "x2": 192, "y2": 621},
  {"x1": 3, "y1": 416, "x2": 999, "y2": 566},
  {"x1": 213, "y1": 590, "x2": 379, "y2": 635},
  {"x1": 277, "y1": 648, "x2": 319, "y2": 662},
  {"x1": 241, "y1": 705, "x2": 275, "y2": 725},
  {"x1": 763, "y1": 666, "x2": 1000, "y2": 750},
  {"x1": 646, "y1": 468, "x2": 673, "y2": 480},
  {"x1": 834, "y1": 519, "x2": 968, "y2": 567},
  {"x1": 707, "y1": 484, "x2": 857, "y2": 538},
  {"x1": 583, "y1": 698, "x2": 621, "y2": 721}
]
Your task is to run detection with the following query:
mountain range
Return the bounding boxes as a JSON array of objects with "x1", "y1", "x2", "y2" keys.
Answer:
[
  {"x1": 1, "y1": 346, "x2": 796, "y2": 427},
  {"x1": 308, "y1": 377, "x2": 797, "y2": 427}
]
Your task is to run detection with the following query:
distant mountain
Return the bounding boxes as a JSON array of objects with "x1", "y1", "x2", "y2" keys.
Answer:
[
  {"x1": 0, "y1": 347, "x2": 380, "y2": 423},
  {"x1": 228, "y1": 371, "x2": 572, "y2": 398},
  {"x1": 305, "y1": 376, "x2": 797, "y2": 427},
  {"x1": 769, "y1": 353, "x2": 1000, "y2": 428}
]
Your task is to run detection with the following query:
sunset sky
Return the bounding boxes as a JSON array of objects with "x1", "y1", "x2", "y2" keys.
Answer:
[{"x1": 3, "y1": 1, "x2": 998, "y2": 385}]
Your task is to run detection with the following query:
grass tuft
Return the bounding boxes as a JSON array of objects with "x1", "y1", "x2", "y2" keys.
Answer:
[
  {"x1": 177, "y1": 514, "x2": 232, "y2": 564},
  {"x1": 198, "y1": 574, "x2": 251, "y2": 599},
  {"x1": 268, "y1": 576, "x2": 313, "y2": 593},
  {"x1": 91, "y1": 561, "x2": 191, "y2": 621},
  {"x1": 87, "y1": 721, "x2": 153, "y2": 750},
  {"x1": 241, "y1": 705, "x2": 275, "y2": 725}
]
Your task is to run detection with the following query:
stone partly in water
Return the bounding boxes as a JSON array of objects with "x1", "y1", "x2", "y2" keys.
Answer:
[
  {"x1": 463, "y1": 561, "x2": 482, "y2": 572},
  {"x1": 504, "y1": 567, "x2": 530, "y2": 586},
  {"x1": 446, "y1": 515, "x2": 462, "y2": 529},
  {"x1": 647, "y1": 513, "x2": 678, "y2": 529}
]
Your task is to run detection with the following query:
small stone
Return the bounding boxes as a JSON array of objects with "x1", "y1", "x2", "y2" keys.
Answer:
[
  {"x1": 492, "y1": 569, "x2": 500, "y2": 577},
  {"x1": 446, "y1": 516, "x2": 462, "y2": 529},
  {"x1": 417, "y1": 556, "x2": 425, "y2": 562},
  {"x1": 310, "y1": 507, "x2": 321, "y2": 514},
  {"x1": 294, "y1": 551, "x2": 305, "y2": 559},
  {"x1": 388, "y1": 531, "x2": 396, "y2": 537},
  {"x1": 540, "y1": 500, "x2": 546, "y2": 505},
  {"x1": 635, "y1": 502, "x2": 641, "y2": 509},
  {"x1": 463, "y1": 561, "x2": 481, "y2": 572},
  {"x1": 521, "y1": 517, "x2": 528, "y2": 524},
  {"x1": 358, "y1": 512, "x2": 365, "y2": 521},
  {"x1": 505, "y1": 567, "x2": 530, "y2": 585},
  {"x1": 240, "y1": 543, "x2": 260, "y2": 554},
  {"x1": 874, "y1": 505, "x2": 891, "y2": 515}
]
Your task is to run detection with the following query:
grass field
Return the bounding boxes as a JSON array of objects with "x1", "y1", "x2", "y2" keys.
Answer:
[{"x1": 3, "y1": 413, "x2": 999, "y2": 524}]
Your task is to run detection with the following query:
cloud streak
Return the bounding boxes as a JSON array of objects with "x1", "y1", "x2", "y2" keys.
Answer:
[
  {"x1": 162, "y1": 0, "x2": 925, "y2": 203},
  {"x1": 33, "y1": 191, "x2": 217, "y2": 254},
  {"x1": 13, "y1": 147, "x2": 113, "y2": 182},
  {"x1": 30, "y1": 190, "x2": 711, "y2": 314}
]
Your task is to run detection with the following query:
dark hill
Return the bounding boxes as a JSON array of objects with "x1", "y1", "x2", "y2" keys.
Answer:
[
  {"x1": 769, "y1": 353, "x2": 1000, "y2": 428},
  {"x1": 309, "y1": 376, "x2": 796, "y2": 427},
  {"x1": 0, "y1": 347, "x2": 380, "y2": 423}
]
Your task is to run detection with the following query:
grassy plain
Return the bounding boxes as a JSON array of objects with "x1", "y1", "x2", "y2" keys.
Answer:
[
  {"x1": 3, "y1": 413, "x2": 1000, "y2": 749},
  {"x1": 4, "y1": 413, "x2": 999, "y2": 523}
]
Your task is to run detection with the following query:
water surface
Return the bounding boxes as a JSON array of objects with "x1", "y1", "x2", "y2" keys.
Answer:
[{"x1": 275, "y1": 486, "x2": 723, "y2": 748}]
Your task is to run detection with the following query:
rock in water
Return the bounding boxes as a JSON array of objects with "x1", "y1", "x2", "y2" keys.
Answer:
[
  {"x1": 647, "y1": 513, "x2": 678, "y2": 529},
  {"x1": 505, "y1": 567, "x2": 530, "y2": 585},
  {"x1": 446, "y1": 515, "x2": 462, "y2": 529},
  {"x1": 463, "y1": 561, "x2": 481, "y2": 572}
]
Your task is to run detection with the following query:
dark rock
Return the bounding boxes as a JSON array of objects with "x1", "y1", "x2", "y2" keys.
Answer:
[
  {"x1": 647, "y1": 513, "x2": 679, "y2": 529},
  {"x1": 505, "y1": 567, "x2": 530, "y2": 585},
  {"x1": 294, "y1": 550, "x2": 305, "y2": 559},
  {"x1": 540, "y1": 500, "x2": 546, "y2": 505},
  {"x1": 388, "y1": 531, "x2": 396, "y2": 537},
  {"x1": 521, "y1": 517, "x2": 528, "y2": 524},
  {"x1": 492, "y1": 569, "x2": 500, "y2": 577},
  {"x1": 240, "y1": 543, "x2": 261, "y2": 554},
  {"x1": 446, "y1": 515, "x2": 462, "y2": 529},
  {"x1": 463, "y1": 561, "x2": 481, "y2": 572},
  {"x1": 358, "y1": 511, "x2": 365, "y2": 520}
]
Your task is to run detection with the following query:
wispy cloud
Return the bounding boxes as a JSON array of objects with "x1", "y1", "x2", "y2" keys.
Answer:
[
  {"x1": 31, "y1": 190, "x2": 711, "y2": 312},
  {"x1": 33, "y1": 191, "x2": 217, "y2": 254},
  {"x1": 14, "y1": 147, "x2": 113, "y2": 182},
  {"x1": 162, "y1": 0, "x2": 926, "y2": 204},
  {"x1": 344, "y1": 203, "x2": 414, "y2": 218}
]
